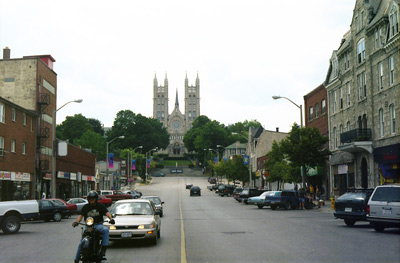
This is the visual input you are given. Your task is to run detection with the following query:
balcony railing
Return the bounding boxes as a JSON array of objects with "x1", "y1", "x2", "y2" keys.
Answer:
[{"x1": 340, "y1": 128, "x2": 372, "y2": 143}]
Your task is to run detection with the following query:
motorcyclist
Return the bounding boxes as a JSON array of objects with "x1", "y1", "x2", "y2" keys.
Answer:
[{"x1": 72, "y1": 190, "x2": 114, "y2": 263}]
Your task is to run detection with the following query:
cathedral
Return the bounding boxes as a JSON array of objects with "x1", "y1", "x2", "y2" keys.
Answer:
[{"x1": 153, "y1": 73, "x2": 200, "y2": 157}]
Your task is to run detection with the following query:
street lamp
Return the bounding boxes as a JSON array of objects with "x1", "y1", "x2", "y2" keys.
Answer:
[
  {"x1": 145, "y1": 147, "x2": 158, "y2": 183},
  {"x1": 106, "y1": 135, "x2": 125, "y2": 190},
  {"x1": 272, "y1": 95, "x2": 303, "y2": 127},
  {"x1": 128, "y1": 146, "x2": 143, "y2": 177},
  {"x1": 272, "y1": 95, "x2": 305, "y2": 188},
  {"x1": 51, "y1": 99, "x2": 83, "y2": 198},
  {"x1": 232, "y1": 132, "x2": 253, "y2": 188}
]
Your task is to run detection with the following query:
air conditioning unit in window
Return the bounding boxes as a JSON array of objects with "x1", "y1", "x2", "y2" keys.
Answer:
[{"x1": 0, "y1": 148, "x2": 4, "y2": 156}]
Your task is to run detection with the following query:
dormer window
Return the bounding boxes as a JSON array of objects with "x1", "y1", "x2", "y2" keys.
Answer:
[{"x1": 389, "y1": 7, "x2": 399, "y2": 38}]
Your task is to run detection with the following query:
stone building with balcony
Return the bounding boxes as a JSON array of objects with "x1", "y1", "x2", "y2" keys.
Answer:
[{"x1": 325, "y1": 0, "x2": 399, "y2": 196}]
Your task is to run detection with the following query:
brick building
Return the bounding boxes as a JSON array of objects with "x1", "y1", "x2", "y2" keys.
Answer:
[{"x1": 304, "y1": 83, "x2": 330, "y2": 199}]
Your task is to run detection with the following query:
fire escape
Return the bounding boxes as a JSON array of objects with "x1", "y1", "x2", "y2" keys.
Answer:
[{"x1": 37, "y1": 92, "x2": 50, "y2": 172}]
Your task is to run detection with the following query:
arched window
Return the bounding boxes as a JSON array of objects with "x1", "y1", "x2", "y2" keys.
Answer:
[{"x1": 357, "y1": 38, "x2": 366, "y2": 64}]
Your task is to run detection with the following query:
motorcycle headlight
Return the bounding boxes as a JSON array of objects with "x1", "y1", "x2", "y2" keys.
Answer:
[
  {"x1": 86, "y1": 217, "x2": 94, "y2": 226},
  {"x1": 109, "y1": 225, "x2": 116, "y2": 230}
]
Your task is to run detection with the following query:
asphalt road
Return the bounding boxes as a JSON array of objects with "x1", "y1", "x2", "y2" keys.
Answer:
[{"x1": 1, "y1": 176, "x2": 399, "y2": 263}]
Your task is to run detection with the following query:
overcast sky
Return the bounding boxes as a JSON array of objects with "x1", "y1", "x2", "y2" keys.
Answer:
[{"x1": 1, "y1": 0, "x2": 355, "y2": 132}]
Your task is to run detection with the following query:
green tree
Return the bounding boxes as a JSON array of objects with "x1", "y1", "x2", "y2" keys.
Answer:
[
  {"x1": 280, "y1": 124, "x2": 330, "y2": 178},
  {"x1": 74, "y1": 130, "x2": 107, "y2": 160},
  {"x1": 87, "y1": 118, "x2": 105, "y2": 136},
  {"x1": 265, "y1": 141, "x2": 293, "y2": 190},
  {"x1": 56, "y1": 114, "x2": 92, "y2": 143}
]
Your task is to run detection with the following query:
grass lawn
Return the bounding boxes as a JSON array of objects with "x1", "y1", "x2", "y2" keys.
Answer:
[{"x1": 161, "y1": 160, "x2": 193, "y2": 166}]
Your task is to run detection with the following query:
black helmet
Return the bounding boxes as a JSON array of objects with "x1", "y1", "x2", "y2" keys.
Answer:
[{"x1": 87, "y1": 191, "x2": 98, "y2": 201}]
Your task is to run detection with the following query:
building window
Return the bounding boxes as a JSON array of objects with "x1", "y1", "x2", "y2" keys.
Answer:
[
  {"x1": 22, "y1": 142, "x2": 26, "y2": 155},
  {"x1": 0, "y1": 103, "x2": 4, "y2": 123},
  {"x1": 339, "y1": 87, "x2": 343, "y2": 110},
  {"x1": 339, "y1": 125, "x2": 343, "y2": 145},
  {"x1": 309, "y1": 107, "x2": 313, "y2": 121},
  {"x1": 346, "y1": 82, "x2": 351, "y2": 106},
  {"x1": 333, "y1": 127, "x2": 337, "y2": 149},
  {"x1": 0, "y1": 136, "x2": 4, "y2": 153},
  {"x1": 315, "y1": 103, "x2": 319, "y2": 118},
  {"x1": 389, "y1": 56, "x2": 395, "y2": 85},
  {"x1": 333, "y1": 91, "x2": 337, "y2": 113},
  {"x1": 347, "y1": 121, "x2": 351, "y2": 131},
  {"x1": 378, "y1": 62, "x2": 384, "y2": 90},
  {"x1": 11, "y1": 140, "x2": 16, "y2": 153},
  {"x1": 390, "y1": 104, "x2": 396, "y2": 134},
  {"x1": 375, "y1": 30, "x2": 379, "y2": 49},
  {"x1": 357, "y1": 72, "x2": 367, "y2": 100},
  {"x1": 389, "y1": 9, "x2": 399, "y2": 38},
  {"x1": 357, "y1": 39, "x2": 366, "y2": 64},
  {"x1": 379, "y1": 108, "x2": 385, "y2": 137},
  {"x1": 343, "y1": 52, "x2": 350, "y2": 70},
  {"x1": 23, "y1": 113, "x2": 27, "y2": 126},
  {"x1": 321, "y1": 99, "x2": 326, "y2": 115},
  {"x1": 12, "y1": 108, "x2": 16, "y2": 122}
]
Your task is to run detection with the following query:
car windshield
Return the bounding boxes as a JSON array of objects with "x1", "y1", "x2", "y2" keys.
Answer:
[
  {"x1": 144, "y1": 197, "x2": 161, "y2": 205},
  {"x1": 52, "y1": 200, "x2": 64, "y2": 206},
  {"x1": 337, "y1": 192, "x2": 365, "y2": 200},
  {"x1": 371, "y1": 187, "x2": 400, "y2": 202},
  {"x1": 111, "y1": 202, "x2": 153, "y2": 215}
]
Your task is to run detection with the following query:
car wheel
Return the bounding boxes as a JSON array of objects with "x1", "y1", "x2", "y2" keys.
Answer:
[
  {"x1": 1, "y1": 215, "x2": 21, "y2": 234},
  {"x1": 285, "y1": 202, "x2": 292, "y2": 210},
  {"x1": 271, "y1": 205, "x2": 277, "y2": 210},
  {"x1": 257, "y1": 205, "x2": 264, "y2": 209},
  {"x1": 373, "y1": 224, "x2": 385, "y2": 232},
  {"x1": 244, "y1": 200, "x2": 248, "y2": 205},
  {"x1": 160, "y1": 212, "x2": 163, "y2": 217},
  {"x1": 53, "y1": 212, "x2": 62, "y2": 222},
  {"x1": 344, "y1": 219, "x2": 356, "y2": 226},
  {"x1": 150, "y1": 232, "x2": 158, "y2": 245},
  {"x1": 157, "y1": 229, "x2": 161, "y2": 238}
]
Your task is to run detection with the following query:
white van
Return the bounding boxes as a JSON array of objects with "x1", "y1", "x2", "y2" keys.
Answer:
[{"x1": 366, "y1": 184, "x2": 400, "y2": 232}]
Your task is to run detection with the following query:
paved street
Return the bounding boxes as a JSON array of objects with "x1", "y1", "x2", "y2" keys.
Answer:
[{"x1": 1, "y1": 176, "x2": 399, "y2": 263}]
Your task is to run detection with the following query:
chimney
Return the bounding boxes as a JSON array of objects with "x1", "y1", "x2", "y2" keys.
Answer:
[
  {"x1": 3, "y1": 47, "x2": 10, "y2": 59},
  {"x1": 276, "y1": 127, "x2": 279, "y2": 132}
]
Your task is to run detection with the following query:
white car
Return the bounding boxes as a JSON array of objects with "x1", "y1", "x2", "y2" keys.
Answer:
[
  {"x1": 105, "y1": 199, "x2": 161, "y2": 245},
  {"x1": 67, "y1": 198, "x2": 88, "y2": 212},
  {"x1": 367, "y1": 184, "x2": 400, "y2": 232}
]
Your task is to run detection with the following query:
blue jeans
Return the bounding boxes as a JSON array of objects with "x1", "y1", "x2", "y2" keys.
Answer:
[{"x1": 75, "y1": 224, "x2": 109, "y2": 261}]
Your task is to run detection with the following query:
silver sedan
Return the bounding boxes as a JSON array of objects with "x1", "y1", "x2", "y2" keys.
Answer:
[{"x1": 105, "y1": 199, "x2": 161, "y2": 245}]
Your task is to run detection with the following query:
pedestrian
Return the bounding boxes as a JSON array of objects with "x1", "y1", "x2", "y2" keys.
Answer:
[
  {"x1": 309, "y1": 184, "x2": 315, "y2": 200},
  {"x1": 299, "y1": 188, "x2": 305, "y2": 210},
  {"x1": 316, "y1": 186, "x2": 321, "y2": 208}
]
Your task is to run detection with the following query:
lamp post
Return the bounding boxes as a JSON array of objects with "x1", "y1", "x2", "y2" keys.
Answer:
[
  {"x1": 232, "y1": 132, "x2": 253, "y2": 188},
  {"x1": 272, "y1": 95, "x2": 305, "y2": 188},
  {"x1": 145, "y1": 147, "x2": 158, "y2": 184},
  {"x1": 129, "y1": 146, "x2": 143, "y2": 177},
  {"x1": 106, "y1": 136, "x2": 125, "y2": 190},
  {"x1": 51, "y1": 99, "x2": 83, "y2": 198},
  {"x1": 208, "y1": 148, "x2": 219, "y2": 183}
]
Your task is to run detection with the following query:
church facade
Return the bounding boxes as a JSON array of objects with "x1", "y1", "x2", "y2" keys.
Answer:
[{"x1": 153, "y1": 73, "x2": 200, "y2": 157}]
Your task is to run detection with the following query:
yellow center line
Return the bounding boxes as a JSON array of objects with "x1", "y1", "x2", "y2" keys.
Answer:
[{"x1": 179, "y1": 185, "x2": 187, "y2": 263}]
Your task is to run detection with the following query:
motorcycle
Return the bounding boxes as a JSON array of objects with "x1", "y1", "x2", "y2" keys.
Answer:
[{"x1": 76, "y1": 217, "x2": 108, "y2": 263}]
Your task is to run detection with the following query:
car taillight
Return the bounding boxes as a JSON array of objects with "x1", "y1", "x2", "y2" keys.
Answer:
[{"x1": 366, "y1": 205, "x2": 370, "y2": 215}]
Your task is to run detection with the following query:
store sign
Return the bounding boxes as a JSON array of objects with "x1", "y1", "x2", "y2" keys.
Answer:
[
  {"x1": 44, "y1": 173, "x2": 52, "y2": 180},
  {"x1": 57, "y1": 171, "x2": 70, "y2": 179},
  {"x1": 0, "y1": 171, "x2": 11, "y2": 180},
  {"x1": 70, "y1": 173, "x2": 77, "y2": 181},
  {"x1": 13, "y1": 172, "x2": 31, "y2": 182}
]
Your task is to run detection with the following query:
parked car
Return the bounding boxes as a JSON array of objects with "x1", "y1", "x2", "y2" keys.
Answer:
[
  {"x1": 233, "y1": 188, "x2": 243, "y2": 201},
  {"x1": 123, "y1": 190, "x2": 142, "y2": 199},
  {"x1": 142, "y1": 196, "x2": 164, "y2": 217},
  {"x1": 105, "y1": 199, "x2": 161, "y2": 245},
  {"x1": 334, "y1": 189, "x2": 373, "y2": 226},
  {"x1": 0, "y1": 200, "x2": 40, "y2": 234},
  {"x1": 269, "y1": 190, "x2": 303, "y2": 210},
  {"x1": 259, "y1": 191, "x2": 282, "y2": 209},
  {"x1": 247, "y1": 191, "x2": 270, "y2": 206},
  {"x1": 45, "y1": 198, "x2": 77, "y2": 217},
  {"x1": 367, "y1": 184, "x2": 400, "y2": 232},
  {"x1": 190, "y1": 186, "x2": 201, "y2": 196},
  {"x1": 153, "y1": 172, "x2": 165, "y2": 177},
  {"x1": 208, "y1": 177, "x2": 217, "y2": 184},
  {"x1": 238, "y1": 188, "x2": 267, "y2": 204},
  {"x1": 38, "y1": 199, "x2": 69, "y2": 222},
  {"x1": 185, "y1": 183, "x2": 193, "y2": 189},
  {"x1": 218, "y1": 184, "x2": 236, "y2": 197},
  {"x1": 67, "y1": 198, "x2": 88, "y2": 212},
  {"x1": 97, "y1": 195, "x2": 112, "y2": 207}
]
